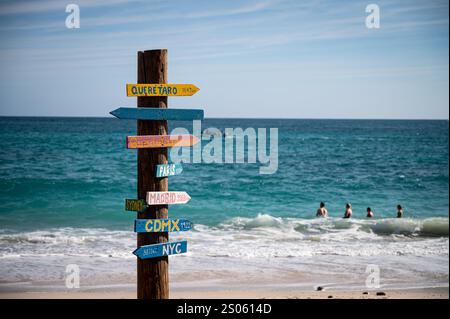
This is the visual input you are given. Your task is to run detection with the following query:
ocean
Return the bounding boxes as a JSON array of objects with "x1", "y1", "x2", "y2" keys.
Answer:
[{"x1": 0, "y1": 117, "x2": 448, "y2": 292}]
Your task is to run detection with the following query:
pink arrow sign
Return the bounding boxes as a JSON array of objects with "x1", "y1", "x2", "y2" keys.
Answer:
[{"x1": 146, "y1": 191, "x2": 191, "y2": 205}]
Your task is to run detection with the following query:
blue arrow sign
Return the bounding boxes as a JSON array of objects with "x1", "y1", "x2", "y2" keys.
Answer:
[
  {"x1": 133, "y1": 241, "x2": 187, "y2": 260},
  {"x1": 156, "y1": 163, "x2": 183, "y2": 177},
  {"x1": 110, "y1": 108, "x2": 204, "y2": 121},
  {"x1": 134, "y1": 219, "x2": 193, "y2": 233}
]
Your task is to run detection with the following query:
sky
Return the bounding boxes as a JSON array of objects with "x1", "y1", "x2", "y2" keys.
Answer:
[{"x1": 0, "y1": 0, "x2": 448, "y2": 119}]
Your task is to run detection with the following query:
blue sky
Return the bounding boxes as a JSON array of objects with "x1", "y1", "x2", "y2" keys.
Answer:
[{"x1": 0, "y1": 0, "x2": 448, "y2": 118}]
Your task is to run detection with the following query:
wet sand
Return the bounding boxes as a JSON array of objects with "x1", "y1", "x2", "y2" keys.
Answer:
[{"x1": 1, "y1": 287, "x2": 447, "y2": 299}]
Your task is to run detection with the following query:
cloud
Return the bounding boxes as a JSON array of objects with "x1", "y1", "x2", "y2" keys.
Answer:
[
  {"x1": 0, "y1": 0, "x2": 152, "y2": 15},
  {"x1": 185, "y1": 0, "x2": 278, "y2": 18}
]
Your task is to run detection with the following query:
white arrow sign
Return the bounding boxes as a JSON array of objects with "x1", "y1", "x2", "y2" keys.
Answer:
[{"x1": 146, "y1": 191, "x2": 191, "y2": 205}]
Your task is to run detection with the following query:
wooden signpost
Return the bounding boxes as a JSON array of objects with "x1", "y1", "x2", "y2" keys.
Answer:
[
  {"x1": 147, "y1": 191, "x2": 191, "y2": 205},
  {"x1": 110, "y1": 107, "x2": 204, "y2": 121},
  {"x1": 126, "y1": 134, "x2": 199, "y2": 149},
  {"x1": 127, "y1": 84, "x2": 200, "y2": 97},
  {"x1": 134, "y1": 219, "x2": 193, "y2": 233},
  {"x1": 156, "y1": 163, "x2": 183, "y2": 178},
  {"x1": 133, "y1": 241, "x2": 188, "y2": 259},
  {"x1": 111, "y1": 49, "x2": 202, "y2": 299}
]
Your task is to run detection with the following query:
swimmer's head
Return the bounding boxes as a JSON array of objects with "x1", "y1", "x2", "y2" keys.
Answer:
[
  {"x1": 397, "y1": 204, "x2": 402, "y2": 210},
  {"x1": 320, "y1": 202, "x2": 325, "y2": 208},
  {"x1": 346, "y1": 203, "x2": 352, "y2": 209},
  {"x1": 367, "y1": 207, "x2": 371, "y2": 212}
]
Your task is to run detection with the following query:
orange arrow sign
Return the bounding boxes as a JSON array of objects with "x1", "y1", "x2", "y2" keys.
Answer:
[{"x1": 126, "y1": 134, "x2": 199, "y2": 149}]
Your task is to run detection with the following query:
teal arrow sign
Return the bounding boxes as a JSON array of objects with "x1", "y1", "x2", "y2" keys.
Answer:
[
  {"x1": 156, "y1": 163, "x2": 183, "y2": 177},
  {"x1": 110, "y1": 107, "x2": 204, "y2": 121}
]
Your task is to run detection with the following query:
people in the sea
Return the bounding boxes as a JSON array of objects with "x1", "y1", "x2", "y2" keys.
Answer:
[
  {"x1": 397, "y1": 205, "x2": 403, "y2": 218},
  {"x1": 316, "y1": 202, "x2": 328, "y2": 217},
  {"x1": 344, "y1": 203, "x2": 352, "y2": 218},
  {"x1": 314, "y1": 202, "x2": 403, "y2": 218}
]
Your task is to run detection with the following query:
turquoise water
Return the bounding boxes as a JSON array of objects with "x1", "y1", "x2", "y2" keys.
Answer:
[
  {"x1": 0, "y1": 117, "x2": 448, "y2": 289},
  {"x1": 0, "y1": 118, "x2": 448, "y2": 230}
]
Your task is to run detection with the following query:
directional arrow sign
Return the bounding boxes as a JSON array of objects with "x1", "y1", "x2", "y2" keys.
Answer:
[
  {"x1": 156, "y1": 163, "x2": 183, "y2": 178},
  {"x1": 133, "y1": 241, "x2": 187, "y2": 260},
  {"x1": 134, "y1": 219, "x2": 193, "y2": 233},
  {"x1": 125, "y1": 199, "x2": 147, "y2": 212},
  {"x1": 110, "y1": 108, "x2": 204, "y2": 121},
  {"x1": 127, "y1": 84, "x2": 200, "y2": 97},
  {"x1": 127, "y1": 134, "x2": 199, "y2": 149},
  {"x1": 147, "y1": 191, "x2": 191, "y2": 205}
]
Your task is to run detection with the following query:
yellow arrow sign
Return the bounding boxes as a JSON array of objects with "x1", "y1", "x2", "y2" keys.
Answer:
[{"x1": 126, "y1": 84, "x2": 200, "y2": 97}]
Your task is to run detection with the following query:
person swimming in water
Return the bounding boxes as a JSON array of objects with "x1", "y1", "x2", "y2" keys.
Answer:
[
  {"x1": 397, "y1": 205, "x2": 403, "y2": 218},
  {"x1": 344, "y1": 203, "x2": 352, "y2": 218},
  {"x1": 366, "y1": 207, "x2": 374, "y2": 218},
  {"x1": 316, "y1": 202, "x2": 328, "y2": 217}
]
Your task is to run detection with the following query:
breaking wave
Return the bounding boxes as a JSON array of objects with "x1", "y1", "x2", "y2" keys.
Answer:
[
  {"x1": 220, "y1": 214, "x2": 449, "y2": 237},
  {"x1": 0, "y1": 215, "x2": 447, "y2": 261}
]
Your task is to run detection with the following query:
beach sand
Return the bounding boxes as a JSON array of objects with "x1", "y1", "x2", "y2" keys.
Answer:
[{"x1": 1, "y1": 287, "x2": 448, "y2": 299}]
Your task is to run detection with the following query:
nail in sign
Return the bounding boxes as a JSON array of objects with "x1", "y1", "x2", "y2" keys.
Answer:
[{"x1": 146, "y1": 191, "x2": 191, "y2": 205}]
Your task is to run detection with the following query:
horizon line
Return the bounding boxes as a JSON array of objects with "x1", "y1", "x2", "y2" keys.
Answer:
[{"x1": 0, "y1": 115, "x2": 448, "y2": 121}]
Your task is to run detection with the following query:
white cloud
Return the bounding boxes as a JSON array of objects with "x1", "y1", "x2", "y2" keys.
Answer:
[
  {"x1": 186, "y1": 0, "x2": 278, "y2": 19},
  {"x1": 0, "y1": 0, "x2": 152, "y2": 15}
]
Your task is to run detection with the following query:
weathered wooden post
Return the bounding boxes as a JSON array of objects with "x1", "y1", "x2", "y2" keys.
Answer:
[
  {"x1": 136, "y1": 49, "x2": 169, "y2": 299},
  {"x1": 110, "y1": 49, "x2": 201, "y2": 300}
]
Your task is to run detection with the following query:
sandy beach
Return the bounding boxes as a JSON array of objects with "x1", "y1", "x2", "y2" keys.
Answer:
[
  {"x1": 0, "y1": 0, "x2": 448, "y2": 308},
  {"x1": 1, "y1": 287, "x2": 448, "y2": 299}
]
